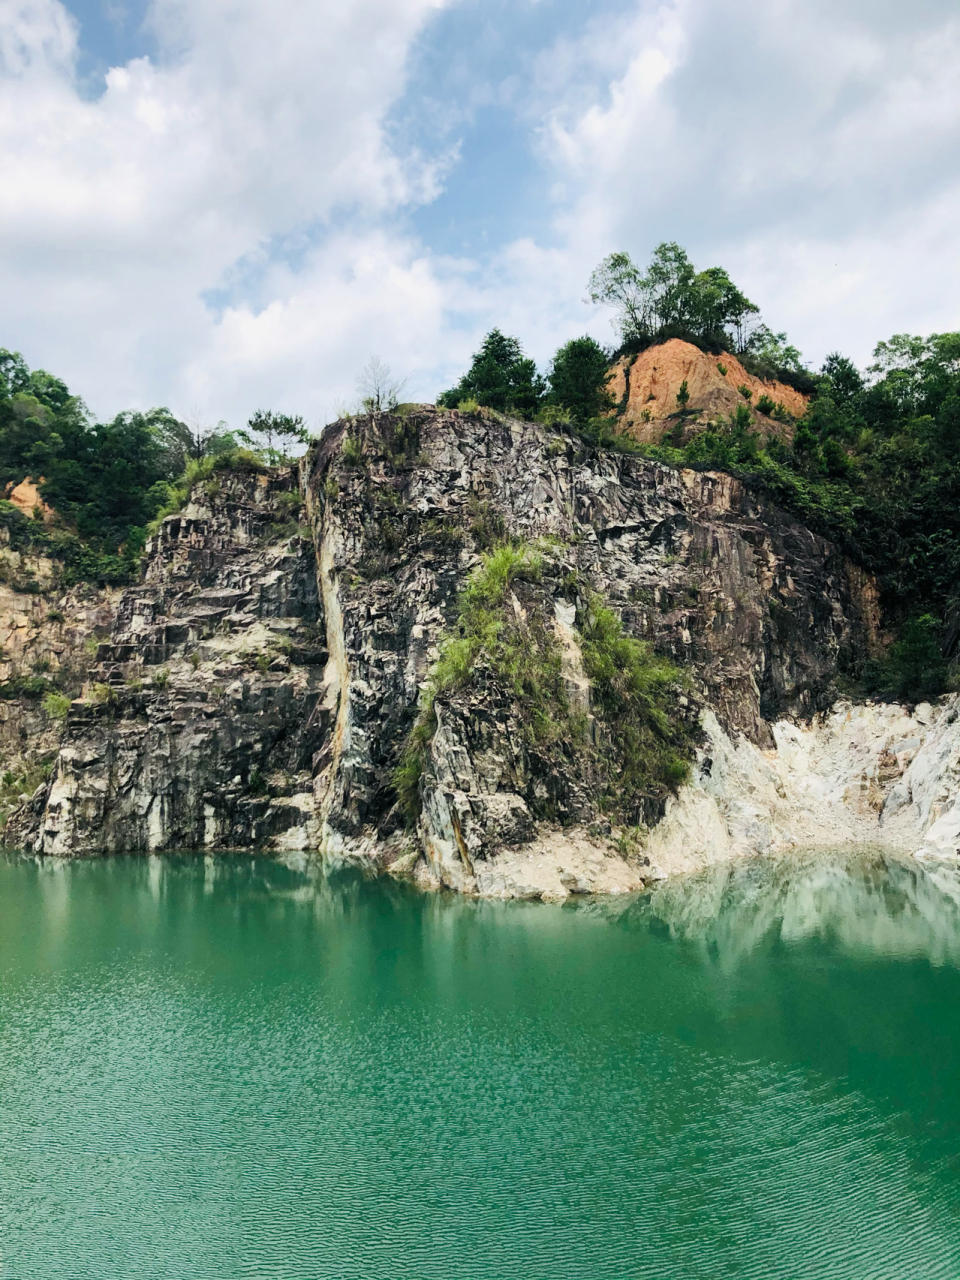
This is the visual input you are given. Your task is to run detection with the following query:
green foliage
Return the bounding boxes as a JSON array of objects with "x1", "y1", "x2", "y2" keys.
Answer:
[
  {"x1": 393, "y1": 543, "x2": 695, "y2": 827},
  {"x1": 579, "y1": 602, "x2": 692, "y2": 818},
  {"x1": 341, "y1": 435, "x2": 364, "y2": 467},
  {"x1": 588, "y1": 243, "x2": 760, "y2": 354},
  {"x1": 547, "y1": 336, "x2": 614, "y2": 423},
  {"x1": 864, "y1": 615, "x2": 950, "y2": 702},
  {"x1": 0, "y1": 755, "x2": 55, "y2": 827},
  {"x1": 0, "y1": 673, "x2": 54, "y2": 699},
  {"x1": 676, "y1": 379, "x2": 690, "y2": 410},
  {"x1": 0, "y1": 347, "x2": 276, "y2": 585},
  {"x1": 393, "y1": 543, "x2": 557, "y2": 823},
  {"x1": 537, "y1": 404, "x2": 572, "y2": 427},
  {"x1": 0, "y1": 501, "x2": 136, "y2": 585},
  {"x1": 438, "y1": 329, "x2": 546, "y2": 418},
  {"x1": 456, "y1": 397, "x2": 481, "y2": 413},
  {"x1": 641, "y1": 329, "x2": 960, "y2": 696},
  {"x1": 245, "y1": 410, "x2": 308, "y2": 463},
  {"x1": 42, "y1": 691, "x2": 71, "y2": 720},
  {"x1": 466, "y1": 495, "x2": 507, "y2": 550}
]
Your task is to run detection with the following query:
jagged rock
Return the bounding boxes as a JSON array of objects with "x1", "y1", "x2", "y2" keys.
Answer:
[{"x1": 8, "y1": 408, "x2": 960, "y2": 896}]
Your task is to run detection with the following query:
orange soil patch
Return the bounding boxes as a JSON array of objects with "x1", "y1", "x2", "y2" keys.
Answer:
[
  {"x1": 606, "y1": 339, "x2": 810, "y2": 444},
  {"x1": 5, "y1": 477, "x2": 54, "y2": 523}
]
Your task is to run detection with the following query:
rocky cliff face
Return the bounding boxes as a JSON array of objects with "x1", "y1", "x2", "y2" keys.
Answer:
[
  {"x1": 0, "y1": 526, "x2": 120, "y2": 828},
  {"x1": 7, "y1": 408, "x2": 960, "y2": 895},
  {"x1": 8, "y1": 466, "x2": 327, "y2": 855}
]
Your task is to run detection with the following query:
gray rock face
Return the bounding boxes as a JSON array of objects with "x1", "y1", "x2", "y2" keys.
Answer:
[
  {"x1": 9, "y1": 468, "x2": 328, "y2": 854},
  {"x1": 10, "y1": 409, "x2": 882, "y2": 891}
]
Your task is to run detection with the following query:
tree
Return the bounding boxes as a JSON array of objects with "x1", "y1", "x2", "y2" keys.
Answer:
[
  {"x1": 547, "y1": 336, "x2": 614, "y2": 423},
  {"x1": 357, "y1": 356, "x2": 407, "y2": 413},
  {"x1": 245, "y1": 410, "x2": 308, "y2": 463},
  {"x1": 587, "y1": 242, "x2": 761, "y2": 355},
  {"x1": 437, "y1": 329, "x2": 546, "y2": 418}
]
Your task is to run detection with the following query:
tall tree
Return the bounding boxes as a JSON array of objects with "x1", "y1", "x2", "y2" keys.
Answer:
[
  {"x1": 548, "y1": 336, "x2": 614, "y2": 423},
  {"x1": 587, "y1": 242, "x2": 761, "y2": 355},
  {"x1": 438, "y1": 329, "x2": 546, "y2": 418}
]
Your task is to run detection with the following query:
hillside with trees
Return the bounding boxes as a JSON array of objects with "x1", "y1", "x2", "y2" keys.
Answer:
[{"x1": 0, "y1": 350, "x2": 306, "y2": 585}]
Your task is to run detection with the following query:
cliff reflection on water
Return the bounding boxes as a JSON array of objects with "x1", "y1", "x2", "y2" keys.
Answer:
[{"x1": 642, "y1": 850, "x2": 960, "y2": 967}]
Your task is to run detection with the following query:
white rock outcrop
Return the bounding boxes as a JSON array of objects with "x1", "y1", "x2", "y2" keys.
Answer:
[{"x1": 646, "y1": 697, "x2": 960, "y2": 880}]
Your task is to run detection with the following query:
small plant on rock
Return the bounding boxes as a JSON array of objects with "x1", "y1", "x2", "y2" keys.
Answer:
[
  {"x1": 341, "y1": 435, "x2": 364, "y2": 467},
  {"x1": 42, "y1": 691, "x2": 71, "y2": 720}
]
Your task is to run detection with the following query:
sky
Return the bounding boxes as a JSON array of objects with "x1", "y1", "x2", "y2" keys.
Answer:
[{"x1": 1, "y1": 0, "x2": 957, "y2": 430}]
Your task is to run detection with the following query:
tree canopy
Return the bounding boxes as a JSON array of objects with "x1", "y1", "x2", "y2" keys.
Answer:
[
  {"x1": 438, "y1": 330, "x2": 546, "y2": 417},
  {"x1": 0, "y1": 348, "x2": 304, "y2": 583},
  {"x1": 547, "y1": 336, "x2": 615, "y2": 424},
  {"x1": 587, "y1": 242, "x2": 762, "y2": 354}
]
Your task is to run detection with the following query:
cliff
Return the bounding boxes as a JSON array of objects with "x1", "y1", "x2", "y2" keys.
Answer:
[
  {"x1": 7, "y1": 408, "x2": 960, "y2": 896},
  {"x1": 607, "y1": 339, "x2": 810, "y2": 444}
]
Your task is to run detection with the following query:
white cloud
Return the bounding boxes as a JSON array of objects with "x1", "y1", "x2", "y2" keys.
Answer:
[
  {"x1": 0, "y1": 0, "x2": 451, "y2": 422},
  {"x1": 0, "y1": 0, "x2": 956, "y2": 428},
  {"x1": 537, "y1": 0, "x2": 960, "y2": 364}
]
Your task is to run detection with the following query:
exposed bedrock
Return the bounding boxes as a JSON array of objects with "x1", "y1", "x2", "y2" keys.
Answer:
[{"x1": 8, "y1": 409, "x2": 960, "y2": 896}]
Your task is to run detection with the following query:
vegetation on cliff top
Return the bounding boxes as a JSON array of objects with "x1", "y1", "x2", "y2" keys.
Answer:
[
  {"x1": 637, "y1": 331, "x2": 960, "y2": 696},
  {"x1": 0, "y1": 349, "x2": 306, "y2": 583},
  {"x1": 435, "y1": 242, "x2": 959, "y2": 696}
]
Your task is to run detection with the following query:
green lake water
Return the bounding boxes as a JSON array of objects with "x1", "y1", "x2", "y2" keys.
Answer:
[{"x1": 1, "y1": 850, "x2": 959, "y2": 1279}]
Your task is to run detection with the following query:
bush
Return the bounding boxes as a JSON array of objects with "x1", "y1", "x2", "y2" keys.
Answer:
[
  {"x1": 42, "y1": 691, "x2": 71, "y2": 720},
  {"x1": 579, "y1": 602, "x2": 693, "y2": 818},
  {"x1": 393, "y1": 542, "x2": 557, "y2": 823},
  {"x1": 393, "y1": 544, "x2": 696, "y2": 828},
  {"x1": 864, "y1": 615, "x2": 950, "y2": 702},
  {"x1": 341, "y1": 435, "x2": 364, "y2": 467}
]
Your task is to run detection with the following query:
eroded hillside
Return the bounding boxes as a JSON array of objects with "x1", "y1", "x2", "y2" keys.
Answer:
[{"x1": 608, "y1": 339, "x2": 810, "y2": 443}]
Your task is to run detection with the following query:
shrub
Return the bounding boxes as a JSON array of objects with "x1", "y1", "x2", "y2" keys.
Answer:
[
  {"x1": 537, "y1": 404, "x2": 572, "y2": 426},
  {"x1": 864, "y1": 615, "x2": 950, "y2": 702},
  {"x1": 393, "y1": 542, "x2": 556, "y2": 823},
  {"x1": 578, "y1": 602, "x2": 693, "y2": 819},
  {"x1": 737, "y1": 384, "x2": 752, "y2": 401},
  {"x1": 341, "y1": 435, "x2": 364, "y2": 467},
  {"x1": 42, "y1": 691, "x2": 71, "y2": 720},
  {"x1": 456, "y1": 397, "x2": 481, "y2": 413},
  {"x1": 755, "y1": 393, "x2": 776, "y2": 415}
]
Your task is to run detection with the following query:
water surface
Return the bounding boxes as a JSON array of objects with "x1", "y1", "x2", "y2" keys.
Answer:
[{"x1": 1, "y1": 850, "x2": 959, "y2": 1278}]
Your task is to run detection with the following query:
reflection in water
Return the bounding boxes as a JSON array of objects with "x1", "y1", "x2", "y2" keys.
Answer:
[
  {"x1": 1, "y1": 848, "x2": 959, "y2": 1280},
  {"x1": 643, "y1": 850, "x2": 960, "y2": 966}
]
